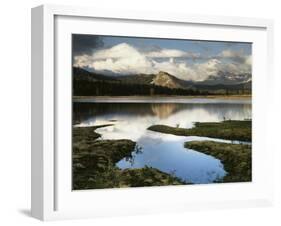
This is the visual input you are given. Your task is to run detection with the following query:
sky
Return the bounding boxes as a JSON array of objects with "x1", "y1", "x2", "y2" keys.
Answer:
[{"x1": 73, "y1": 34, "x2": 252, "y2": 82}]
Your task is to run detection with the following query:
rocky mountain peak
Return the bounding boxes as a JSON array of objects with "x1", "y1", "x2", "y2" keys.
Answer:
[{"x1": 151, "y1": 71, "x2": 183, "y2": 89}]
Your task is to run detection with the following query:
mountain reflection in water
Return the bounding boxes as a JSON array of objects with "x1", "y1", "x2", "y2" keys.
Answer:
[{"x1": 73, "y1": 99, "x2": 251, "y2": 183}]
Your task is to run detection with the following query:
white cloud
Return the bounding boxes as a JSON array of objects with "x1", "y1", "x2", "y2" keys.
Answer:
[
  {"x1": 74, "y1": 54, "x2": 93, "y2": 68},
  {"x1": 92, "y1": 43, "x2": 141, "y2": 59},
  {"x1": 74, "y1": 43, "x2": 251, "y2": 81},
  {"x1": 93, "y1": 55, "x2": 154, "y2": 75},
  {"x1": 145, "y1": 49, "x2": 198, "y2": 58},
  {"x1": 220, "y1": 49, "x2": 237, "y2": 58},
  {"x1": 91, "y1": 43, "x2": 198, "y2": 59},
  {"x1": 219, "y1": 49, "x2": 249, "y2": 64},
  {"x1": 245, "y1": 55, "x2": 252, "y2": 66}
]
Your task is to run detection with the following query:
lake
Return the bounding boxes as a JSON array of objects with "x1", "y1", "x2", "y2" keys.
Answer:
[{"x1": 73, "y1": 98, "x2": 252, "y2": 184}]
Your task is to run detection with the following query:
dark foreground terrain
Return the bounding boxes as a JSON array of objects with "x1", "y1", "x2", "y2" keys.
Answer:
[
  {"x1": 185, "y1": 141, "x2": 251, "y2": 182},
  {"x1": 73, "y1": 120, "x2": 252, "y2": 189},
  {"x1": 148, "y1": 120, "x2": 252, "y2": 182},
  {"x1": 73, "y1": 125, "x2": 184, "y2": 190},
  {"x1": 148, "y1": 120, "x2": 251, "y2": 142}
]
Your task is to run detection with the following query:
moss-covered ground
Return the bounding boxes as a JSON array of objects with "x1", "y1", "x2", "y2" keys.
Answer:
[
  {"x1": 184, "y1": 141, "x2": 251, "y2": 182},
  {"x1": 73, "y1": 125, "x2": 184, "y2": 190},
  {"x1": 148, "y1": 120, "x2": 251, "y2": 142}
]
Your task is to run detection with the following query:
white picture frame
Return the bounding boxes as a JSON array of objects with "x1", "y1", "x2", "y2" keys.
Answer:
[{"x1": 31, "y1": 4, "x2": 274, "y2": 221}]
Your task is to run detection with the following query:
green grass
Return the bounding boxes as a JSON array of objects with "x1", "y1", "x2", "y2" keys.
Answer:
[
  {"x1": 184, "y1": 141, "x2": 252, "y2": 182},
  {"x1": 74, "y1": 166, "x2": 185, "y2": 190},
  {"x1": 148, "y1": 120, "x2": 251, "y2": 142},
  {"x1": 73, "y1": 124, "x2": 114, "y2": 146},
  {"x1": 73, "y1": 124, "x2": 185, "y2": 189}
]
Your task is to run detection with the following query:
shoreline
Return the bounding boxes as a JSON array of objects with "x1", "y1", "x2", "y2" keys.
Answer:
[
  {"x1": 148, "y1": 120, "x2": 252, "y2": 142},
  {"x1": 185, "y1": 141, "x2": 251, "y2": 182},
  {"x1": 73, "y1": 95, "x2": 252, "y2": 104},
  {"x1": 73, "y1": 95, "x2": 251, "y2": 100},
  {"x1": 73, "y1": 125, "x2": 185, "y2": 189},
  {"x1": 147, "y1": 120, "x2": 252, "y2": 182}
]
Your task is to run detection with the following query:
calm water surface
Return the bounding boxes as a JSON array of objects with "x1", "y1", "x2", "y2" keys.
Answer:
[{"x1": 74, "y1": 98, "x2": 251, "y2": 184}]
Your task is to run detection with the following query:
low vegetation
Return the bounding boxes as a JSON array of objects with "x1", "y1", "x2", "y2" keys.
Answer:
[
  {"x1": 184, "y1": 141, "x2": 252, "y2": 182},
  {"x1": 148, "y1": 120, "x2": 251, "y2": 142},
  {"x1": 73, "y1": 119, "x2": 252, "y2": 188},
  {"x1": 74, "y1": 166, "x2": 184, "y2": 189},
  {"x1": 73, "y1": 124, "x2": 114, "y2": 145},
  {"x1": 73, "y1": 125, "x2": 184, "y2": 190}
]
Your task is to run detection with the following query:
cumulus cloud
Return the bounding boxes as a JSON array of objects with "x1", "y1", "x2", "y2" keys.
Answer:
[
  {"x1": 73, "y1": 43, "x2": 251, "y2": 81},
  {"x1": 92, "y1": 43, "x2": 140, "y2": 60},
  {"x1": 219, "y1": 49, "x2": 249, "y2": 64},
  {"x1": 91, "y1": 43, "x2": 198, "y2": 59},
  {"x1": 145, "y1": 49, "x2": 200, "y2": 59}
]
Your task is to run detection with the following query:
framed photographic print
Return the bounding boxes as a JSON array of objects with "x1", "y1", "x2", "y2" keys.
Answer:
[{"x1": 31, "y1": 4, "x2": 274, "y2": 221}]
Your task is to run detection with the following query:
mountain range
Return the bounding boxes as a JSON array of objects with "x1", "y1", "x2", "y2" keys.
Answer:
[{"x1": 73, "y1": 67, "x2": 251, "y2": 96}]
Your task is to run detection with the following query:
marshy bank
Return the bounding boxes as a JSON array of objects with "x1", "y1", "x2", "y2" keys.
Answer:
[
  {"x1": 148, "y1": 120, "x2": 252, "y2": 183},
  {"x1": 185, "y1": 141, "x2": 251, "y2": 182},
  {"x1": 148, "y1": 120, "x2": 251, "y2": 142},
  {"x1": 72, "y1": 99, "x2": 252, "y2": 188},
  {"x1": 73, "y1": 125, "x2": 184, "y2": 190}
]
